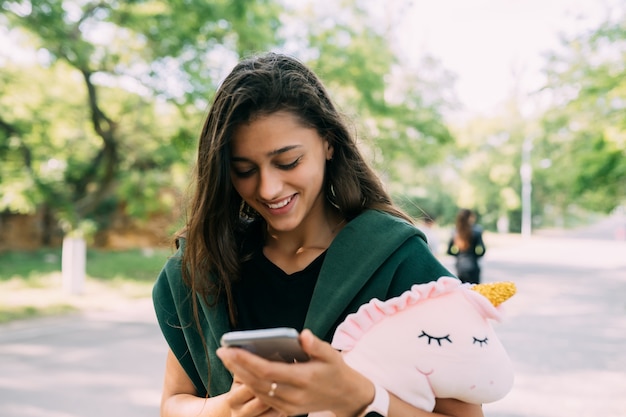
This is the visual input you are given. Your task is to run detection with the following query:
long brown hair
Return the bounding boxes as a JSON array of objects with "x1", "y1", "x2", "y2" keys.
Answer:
[
  {"x1": 453, "y1": 208, "x2": 474, "y2": 251},
  {"x1": 181, "y1": 52, "x2": 412, "y2": 326}
]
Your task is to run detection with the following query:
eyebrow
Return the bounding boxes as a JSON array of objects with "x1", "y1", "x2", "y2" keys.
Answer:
[{"x1": 231, "y1": 145, "x2": 302, "y2": 161}]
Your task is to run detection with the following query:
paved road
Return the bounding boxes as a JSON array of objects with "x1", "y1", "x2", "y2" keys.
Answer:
[
  {"x1": 0, "y1": 300, "x2": 166, "y2": 417},
  {"x1": 475, "y1": 236, "x2": 626, "y2": 417},
  {"x1": 1, "y1": 234, "x2": 625, "y2": 417}
]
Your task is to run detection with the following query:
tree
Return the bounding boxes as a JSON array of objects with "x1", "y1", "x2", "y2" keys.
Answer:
[
  {"x1": 445, "y1": 4, "x2": 626, "y2": 232},
  {"x1": 538, "y1": 5, "x2": 626, "y2": 214},
  {"x1": 293, "y1": 0, "x2": 456, "y2": 200},
  {"x1": 0, "y1": 0, "x2": 284, "y2": 240},
  {"x1": 0, "y1": 0, "x2": 458, "y2": 246},
  {"x1": 437, "y1": 105, "x2": 534, "y2": 232}
]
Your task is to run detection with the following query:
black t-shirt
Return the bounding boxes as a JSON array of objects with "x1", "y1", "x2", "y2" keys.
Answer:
[{"x1": 233, "y1": 223, "x2": 325, "y2": 331}]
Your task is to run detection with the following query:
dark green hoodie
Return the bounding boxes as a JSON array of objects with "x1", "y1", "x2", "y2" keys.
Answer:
[{"x1": 152, "y1": 210, "x2": 453, "y2": 397}]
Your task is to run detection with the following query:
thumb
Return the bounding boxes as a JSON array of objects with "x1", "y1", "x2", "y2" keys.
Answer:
[{"x1": 300, "y1": 329, "x2": 337, "y2": 361}]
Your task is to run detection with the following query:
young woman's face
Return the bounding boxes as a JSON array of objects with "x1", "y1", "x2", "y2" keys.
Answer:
[{"x1": 230, "y1": 111, "x2": 333, "y2": 233}]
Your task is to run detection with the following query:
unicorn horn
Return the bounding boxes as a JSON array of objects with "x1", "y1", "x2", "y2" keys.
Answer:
[{"x1": 472, "y1": 282, "x2": 516, "y2": 307}]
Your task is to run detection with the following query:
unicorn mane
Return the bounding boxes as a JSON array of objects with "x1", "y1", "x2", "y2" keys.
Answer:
[{"x1": 332, "y1": 277, "x2": 504, "y2": 351}]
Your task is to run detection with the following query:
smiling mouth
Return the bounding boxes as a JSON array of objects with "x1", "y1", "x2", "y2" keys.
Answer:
[
  {"x1": 416, "y1": 366, "x2": 433, "y2": 376},
  {"x1": 266, "y1": 195, "x2": 294, "y2": 209}
]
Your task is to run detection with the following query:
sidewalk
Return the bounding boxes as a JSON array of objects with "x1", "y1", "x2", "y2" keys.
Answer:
[{"x1": 1, "y1": 234, "x2": 625, "y2": 417}]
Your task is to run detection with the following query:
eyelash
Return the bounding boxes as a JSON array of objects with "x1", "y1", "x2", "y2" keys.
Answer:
[
  {"x1": 418, "y1": 331, "x2": 452, "y2": 346},
  {"x1": 278, "y1": 157, "x2": 301, "y2": 170},
  {"x1": 232, "y1": 157, "x2": 301, "y2": 178},
  {"x1": 473, "y1": 337, "x2": 489, "y2": 347},
  {"x1": 418, "y1": 331, "x2": 489, "y2": 347}
]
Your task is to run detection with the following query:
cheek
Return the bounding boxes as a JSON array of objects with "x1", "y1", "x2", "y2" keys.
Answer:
[
  {"x1": 294, "y1": 167, "x2": 317, "y2": 184},
  {"x1": 301, "y1": 158, "x2": 327, "y2": 182},
  {"x1": 293, "y1": 167, "x2": 325, "y2": 194}
]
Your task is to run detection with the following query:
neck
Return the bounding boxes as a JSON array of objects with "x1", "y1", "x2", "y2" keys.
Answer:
[{"x1": 265, "y1": 209, "x2": 346, "y2": 257}]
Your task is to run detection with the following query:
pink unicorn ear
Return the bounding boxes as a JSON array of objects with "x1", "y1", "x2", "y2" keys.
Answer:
[{"x1": 472, "y1": 282, "x2": 516, "y2": 307}]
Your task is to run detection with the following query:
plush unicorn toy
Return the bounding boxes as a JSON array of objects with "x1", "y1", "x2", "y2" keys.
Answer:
[{"x1": 319, "y1": 276, "x2": 516, "y2": 413}]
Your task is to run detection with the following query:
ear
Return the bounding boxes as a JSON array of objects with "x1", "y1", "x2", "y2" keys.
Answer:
[{"x1": 325, "y1": 140, "x2": 334, "y2": 161}]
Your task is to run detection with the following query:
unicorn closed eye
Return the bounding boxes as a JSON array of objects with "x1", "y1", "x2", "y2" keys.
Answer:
[{"x1": 327, "y1": 276, "x2": 516, "y2": 412}]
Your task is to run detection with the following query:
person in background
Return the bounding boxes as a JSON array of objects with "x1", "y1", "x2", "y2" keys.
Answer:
[
  {"x1": 447, "y1": 208, "x2": 486, "y2": 284},
  {"x1": 152, "y1": 52, "x2": 484, "y2": 417}
]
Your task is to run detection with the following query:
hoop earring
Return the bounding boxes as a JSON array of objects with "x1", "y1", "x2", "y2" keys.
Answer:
[
  {"x1": 326, "y1": 182, "x2": 340, "y2": 209},
  {"x1": 239, "y1": 200, "x2": 259, "y2": 219}
]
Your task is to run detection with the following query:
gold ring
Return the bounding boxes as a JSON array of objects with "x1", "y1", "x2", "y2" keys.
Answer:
[{"x1": 268, "y1": 382, "x2": 278, "y2": 397}]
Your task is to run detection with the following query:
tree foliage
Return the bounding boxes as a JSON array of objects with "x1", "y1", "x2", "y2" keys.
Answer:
[
  {"x1": 0, "y1": 0, "x2": 284, "y2": 238},
  {"x1": 538, "y1": 6, "x2": 626, "y2": 214},
  {"x1": 1, "y1": 0, "x2": 457, "y2": 245},
  {"x1": 437, "y1": 5, "x2": 626, "y2": 232},
  {"x1": 303, "y1": 3, "x2": 455, "y2": 177}
]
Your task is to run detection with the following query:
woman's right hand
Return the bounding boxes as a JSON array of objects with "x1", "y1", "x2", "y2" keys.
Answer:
[
  {"x1": 226, "y1": 379, "x2": 281, "y2": 417},
  {"x1": 161, "y1": 348, "x2": 278, "y2": 417}
]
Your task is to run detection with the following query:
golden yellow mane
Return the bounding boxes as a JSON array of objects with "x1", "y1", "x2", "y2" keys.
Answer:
[{"x1": 472, "y1": 282, "x2": 516, "y2": 307}]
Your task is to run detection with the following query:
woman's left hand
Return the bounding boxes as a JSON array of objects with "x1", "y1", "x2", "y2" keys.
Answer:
[{"x1": 216, "y1": 329, "x2": 373, "y2": 417}]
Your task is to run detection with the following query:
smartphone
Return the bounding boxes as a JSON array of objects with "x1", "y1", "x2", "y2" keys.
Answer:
[{"x1": 220, "y1": 327, "x2": 310, "y2": 363}]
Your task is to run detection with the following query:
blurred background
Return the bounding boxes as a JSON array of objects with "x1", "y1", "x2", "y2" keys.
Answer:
[
  {"x1": 1, "y1": 0, "x2": 624, "y2": 253},
  {"x1": 0, "y1": 0, "x2": 624, "y2": 416}
]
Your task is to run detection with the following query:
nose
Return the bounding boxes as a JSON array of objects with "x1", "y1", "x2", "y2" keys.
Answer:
[{"x1": 258, "y1": 167, "x2": 282, "y2": 201}]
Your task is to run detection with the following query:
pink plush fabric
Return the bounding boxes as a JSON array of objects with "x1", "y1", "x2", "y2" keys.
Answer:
[{"x1": 332, "y1": 276, "x2": 514, "y2": 411}]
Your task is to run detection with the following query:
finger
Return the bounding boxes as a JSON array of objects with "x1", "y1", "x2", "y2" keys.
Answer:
[
  {"x1": 300, "y1": 329, "x2": 340, "y2": 363},
  {"x1": 237, "y1": 397, "x2": 272, "y2": 417},
  {"x1": 218, "y1": 346, "x2": 273, "y2": 378},
  {"x1": 228, "y1": 384, "x2": 272, "y2": 417},
  {"x1": 298, "y1": 329, "x2": 317, "y2": 356},
  {"x1": 228, "y1": 382, "x2": 255, "y2": 405},
  {"x1": 217, "y1": 346, "x2": 268, "y2": 370},
  {"x1": 218, "y1": 348, "x2": 290, "y2": 396},
  {"x1": 218, "y1": 347, "x2": 259, "y2": 380},
  {"x1": 218, "y1": 346, "x2": 298, "y2": 381}
]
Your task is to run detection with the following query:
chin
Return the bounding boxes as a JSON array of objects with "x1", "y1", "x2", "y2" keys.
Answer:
[{"x1": 266, "y1": 215, "x2": 302, "y2": 233}]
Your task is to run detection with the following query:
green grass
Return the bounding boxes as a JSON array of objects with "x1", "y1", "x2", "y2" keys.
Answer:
[
  {"x1": 85, "y1": 248, "x2": 174, "y2": 282},
  {"x1": 0, "y1": 304, "x2": 77, "y2": 324},
  {"x1": 0, "y1": 249, "x2": 64, "y2": 283},
  {"x1": 0, "y1": 247, "x2": 174, "y2": 323},
  {"x1": 0, "y1": 247, "x2": 173, "y2": 283}
]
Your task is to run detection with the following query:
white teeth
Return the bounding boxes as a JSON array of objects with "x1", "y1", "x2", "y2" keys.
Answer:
[{"x1": 267, "y1": 196, "x2": 292, "y2": 209}]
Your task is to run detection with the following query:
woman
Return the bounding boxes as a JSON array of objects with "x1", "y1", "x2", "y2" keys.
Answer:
[
  {"x1": 153, "y1": 52, "x2": 484, "y2": 417},
  {"x1": 446, "y1": 208, "x2": 486, "y2": 284}
]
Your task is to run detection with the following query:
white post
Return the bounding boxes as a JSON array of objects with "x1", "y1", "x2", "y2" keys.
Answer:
[
  {"x1": 520, "y1": 137, "x2": 533, "y2": 239},
  {"x1": 62, "y1": 236, "x2": 86, "y2": 295}
]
